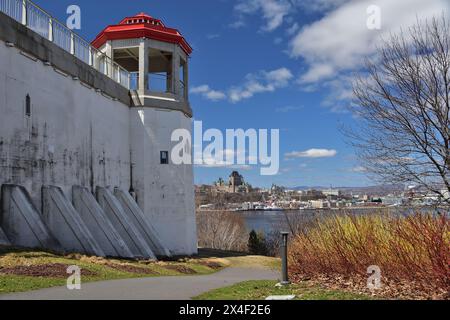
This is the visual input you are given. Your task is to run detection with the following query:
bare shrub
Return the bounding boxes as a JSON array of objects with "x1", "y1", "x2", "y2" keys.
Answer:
[
  {"x1": 289, "y1": 213, "x2": 450, "y2": 295},
  {"x1": 197, "y1": 211, "x2": 248, "y2": 252}
]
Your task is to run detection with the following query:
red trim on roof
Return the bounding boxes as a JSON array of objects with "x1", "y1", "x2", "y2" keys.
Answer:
[{"x1": 91, "y1": 13, "x2": 192, "y2": 56}]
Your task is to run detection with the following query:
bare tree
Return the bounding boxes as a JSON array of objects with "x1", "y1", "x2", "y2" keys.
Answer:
[
  {"x1": 196, "y1": 211, "x2": 248, "y2": 251},
  {"x1": 349, "y1": 16, "x2": 450, "y2": 202}
]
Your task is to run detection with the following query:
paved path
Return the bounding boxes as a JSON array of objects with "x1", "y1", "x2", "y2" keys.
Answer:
[{"x1": 0, "y1": 267, "x2": 279, "y2": 300}]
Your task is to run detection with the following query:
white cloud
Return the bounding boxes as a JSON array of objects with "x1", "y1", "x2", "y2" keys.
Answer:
[
  {"x1": 197, "y1": 148, "x2": 253, "y2": 170},
  {"x1": 192, "y1": 68, "x2": 293, "y2": 103},
  {"x1": 294, "y1": 0, "x2": 351, "y2": 13},
  {"x1": 285, "y1": 149, "x2": 337, "y2": 158},
  {"x1": 350, "y1": 166, "x2": 367, "y2": 173},
  {"x1": 229, "y1": 67, "x2": 293, "y2": 103},
  {"x1": 205, "y1": 90, "x2": 227, "y2": 101},
  {"x1": 265, "y1": 68, "x2": 293, "y2": 84},
  {"x1": 290, "y1": 0, "x2": 450, "y2": 84},
  {"x1": 300, "y1": 64, "x2": 335, "y2": 84},
  {"x1": 286, "y1": 22, "x2": 299, "y2": 35},
  {"x1": 233, "y1": 0, "x2": 292, "y2": 32},
  {"x1": 190, "y1": 85, "x2": 226, "y2": 102},
  {"x1": 190, "y1": 85, "x2": 209, "y2": 94}
]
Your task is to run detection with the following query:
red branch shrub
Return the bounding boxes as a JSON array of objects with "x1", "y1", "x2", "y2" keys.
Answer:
[{"x1": 289, "y1": 213, "x2": 449, "y2": 293}]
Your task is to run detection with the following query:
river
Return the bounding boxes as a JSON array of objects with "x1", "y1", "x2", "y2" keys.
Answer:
[{"x1": 237, "y1": 207, "x2": 427, "y2": 235}]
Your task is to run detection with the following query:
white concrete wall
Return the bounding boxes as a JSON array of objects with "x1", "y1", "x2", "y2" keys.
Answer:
[
  {"x1": 0, "y1": 41, "x2": 131, "y2": 207},
  {"x1": 0, "y1": 37, "x2": 197, "y2": 256},
  {"x1": 130, "y1": 108, "x2": 197, "y2": 255}
]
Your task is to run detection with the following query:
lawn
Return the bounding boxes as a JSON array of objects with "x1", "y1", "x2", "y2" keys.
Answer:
[
  {"x1": 193, "y1": 280, "x2": 373, "y2": 300},
  {"x1": 0, "y1": 247, "x2": 226, "y2": 294}
]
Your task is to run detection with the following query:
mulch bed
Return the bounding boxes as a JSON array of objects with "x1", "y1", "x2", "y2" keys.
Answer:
[
  {"x1": 292, "y1": 273, "x2": 450, "y2": 300},
  {"x1": 164, "y1": 265, "x2": 197, "y2": 274},
  {"x1": 0, "y1": 263, "x2": 97, "y2": 278},
  {"x1": 105, "y1": 263, "x2": 158, "y2": 275},
  {"x1": 198, "y1": 261, "x2": 223, "y2": 270}
]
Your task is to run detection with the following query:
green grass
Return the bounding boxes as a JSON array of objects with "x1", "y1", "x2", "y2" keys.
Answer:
[
  {"x1": 193, "y1": 280, "x2": 373, "y2": 300},
  {"x1": 0, "y1": 247, "x2": 284, "y2": 295},
  {"x1": 0, "y1": 247, "x2": 224, "y2": 294}
]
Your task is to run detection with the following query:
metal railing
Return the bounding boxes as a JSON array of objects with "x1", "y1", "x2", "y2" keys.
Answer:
[
  {"x1": 0, "y1": 0, "x2": 21, "y2": 23},
  {"x1": 0, "y1": 0, "x2": 131, "y2": 89},
  {"x1": 180, "y1": 80, "x2": 187, "y2": 100},
  {"x1": 128, "y1": 72, "x2": 186, "y2": 97}
]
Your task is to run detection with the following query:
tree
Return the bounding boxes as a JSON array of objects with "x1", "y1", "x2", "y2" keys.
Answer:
[
  {"x1": 248, "y1": 230, "x2": 268, "y2": 255},
  {"x1": 348, "y1": 16, "x2": 450, "y2": 202},
  {"x1": 196, "y1": 211, "x2": 247, "y2": 251}
]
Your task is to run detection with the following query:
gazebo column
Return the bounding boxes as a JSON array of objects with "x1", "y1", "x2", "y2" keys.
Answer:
[
  {"x1": 172, "y1": 50, "x2": 180, "y2": 96},
  {"x1": 105, "y1": 40, "x2": 113, "y2": 77},
  {"x1": 183, "y1": 59, "x2": 189, "y2": 101},
  {"x1": 139, "y1": 39, "x2": 149, "y2": 94}
]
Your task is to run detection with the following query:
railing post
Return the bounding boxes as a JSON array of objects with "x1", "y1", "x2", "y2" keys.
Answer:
[
  {"x1": 88, "y1": 47, "x2": 92, "y2": 66},
  {"x1": 70, "y1": 33, "x2": 75, "y2": 55},
  {"x1": 48, "y1": 18, "x2": 53, "y2": 42},
  {"x1": 21, "y1": 0, "x2": 27, "y2": 26}
]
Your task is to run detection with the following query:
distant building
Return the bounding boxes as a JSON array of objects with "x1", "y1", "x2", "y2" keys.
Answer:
[
  {"x1": 229, "y1": 171, "x2": 244, "y2": 193},
  {"x1": 213, "y1": 171, "x2": 250, "y2": 193},
  {"x1": 322, "y1": 189, "x2": 342, "y2": 197},
  {"x1": 310, "y1": 200, "x2": 330, "y2": 209},
  {"x1": 382, "y1": 195, "x2": 404, "y2": 206},
  {"x1": 270, "y1": 184, "x2": 285, "y2": 195}
]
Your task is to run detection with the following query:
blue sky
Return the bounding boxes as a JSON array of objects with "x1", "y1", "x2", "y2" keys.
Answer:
[{"x1": 35, "y1": 0, "x2": 450, "y2": 188}]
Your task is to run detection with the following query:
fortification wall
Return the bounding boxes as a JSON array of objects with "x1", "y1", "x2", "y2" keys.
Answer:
[
  {"x1": 0, "y1": 11, "x2": 197, "y2": 256},
  {"x1": 0, "y1": 36, "x2": 131, "y2": 207}
]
